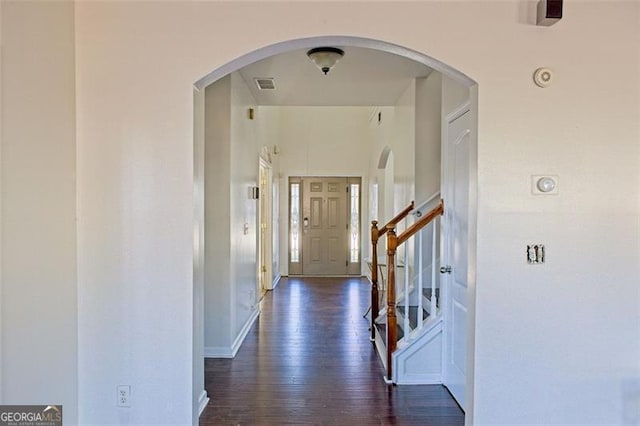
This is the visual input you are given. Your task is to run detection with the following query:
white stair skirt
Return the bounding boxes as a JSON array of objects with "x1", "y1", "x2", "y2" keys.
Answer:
[
  {"x1": 373, "y1": 313, "x2": 443, "y2": 384},
  {"x1": 374, "y1": 325, "x2": 387, "y2": 370},
  {"x1": 393, "y1": 317, "x2": 443, "y2": 384}
]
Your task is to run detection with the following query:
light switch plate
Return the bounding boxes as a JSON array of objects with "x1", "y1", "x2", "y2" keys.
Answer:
[{"x1": 527, "y1": 244, "x2": 545, "y2": 264}]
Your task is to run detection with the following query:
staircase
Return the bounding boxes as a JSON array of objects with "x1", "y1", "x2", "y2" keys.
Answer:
[{"x1": 368, "y1": 195, "x2": 444, "y2": 384}]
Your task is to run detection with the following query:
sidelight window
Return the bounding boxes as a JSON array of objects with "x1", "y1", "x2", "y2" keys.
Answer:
[
  {"x1": 290, "y1": 183, "x2": 300, "y2": 263},
  {"x1": 349, "y1": 183, "x2": 360, "y2": 263}
]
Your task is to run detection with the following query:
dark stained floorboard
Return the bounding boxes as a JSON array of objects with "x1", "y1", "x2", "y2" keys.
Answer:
[{"x1": 200, "y1": 277, "x2": 464, "y2": 426}]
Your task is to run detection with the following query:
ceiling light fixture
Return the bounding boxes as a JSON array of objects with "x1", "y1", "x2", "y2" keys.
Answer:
[{"x1": 307, "y1": 47, "x2": 345, "y2": 75}]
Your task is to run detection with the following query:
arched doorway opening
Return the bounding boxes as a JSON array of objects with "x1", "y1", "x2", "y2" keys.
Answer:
[{"x1": 193, "y1": 35, "x2": 478, "y2": 423}]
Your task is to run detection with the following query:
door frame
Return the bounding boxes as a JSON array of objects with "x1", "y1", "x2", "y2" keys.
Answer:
[
  {"x1": 194, "y1": 36, "x2": 478, "y2": 425},
  {"x1": 258, "y1": 154, "x2": 274, "y2": 293},
  {"x1": 441, "y1": 101, "x2": 473, "y2": 410},
  {"x1": 288, "y1": 176, "x2": 362, "y2": 276}
]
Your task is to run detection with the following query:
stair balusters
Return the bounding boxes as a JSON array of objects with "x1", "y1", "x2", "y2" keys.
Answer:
[
  {"x1": 386, "y1": 225, "x2": 398, "y2": 382},
  {"x1": 369, "y1": 201, "x2": 414, "y2": 341},
  {"x1": 370, "y1": 221, "x2": 380, "y2": 341},
  {"x1": 377, "y1": 199, "x2": 445, "y2": 383}
]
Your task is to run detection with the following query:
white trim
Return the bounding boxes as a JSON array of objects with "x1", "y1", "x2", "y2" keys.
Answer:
[
  {"x1": 204, "y1": 308, "x2": 260, "y2": 359},
  {"x1": 287, "y1": 275, "x2": 364, "y2": 278},
  {"x1": 377, "y1": 146, "x2": 393, "y2": 169},
  {"x1": 197, "y1": 390, "x2": 209, "y2": 417},
  {"x1": 271, "y1": 273, "x2": 281, "y2": 289},
  {"x1": 446, "y1": 101, "x2": 471, "y2": 124},
  {"x1": 204, "y1": 346, "x2": 233, "y2": 358},
  {"x1": 231, "y1": 308, "x2": 259, "y2": 356},
  {"x1": 368, "y1": 106, "x2": 382, "y2": 123},
  {"x1": 413, "y1": 191, "x2": 441, "y2": 215},
  {"x1": 393, "y1": 318, "x2": 443, "y2": 385},
  {"x1": 464, "y1": 87, "x2": 479, "y2": 426},
  {"x1": 193, "y1": 35, "x2": 478, "y2": 424},
  {"x1": 194, "y1": 36, "x2": 475, "y2": 90}
]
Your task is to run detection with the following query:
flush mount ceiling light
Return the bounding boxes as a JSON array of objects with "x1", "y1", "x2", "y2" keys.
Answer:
[{"x1": 307, "y1": 47, "x2": 345, "y2": 75}]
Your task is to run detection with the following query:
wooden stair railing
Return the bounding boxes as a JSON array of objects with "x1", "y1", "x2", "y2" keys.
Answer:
[
  {"x1": 370, "y1": 201, "x2": 414, "y2": 340},
  {"x1": 385, "y1": 199, "x2": 444, "y2": 382}
]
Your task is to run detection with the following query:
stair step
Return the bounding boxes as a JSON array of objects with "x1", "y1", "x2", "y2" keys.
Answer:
[
  {"x1": 374, "y1": 322, "x2": 404, "y2": 345},
  {"x1": 422, "y1": 287, "x2": 441, "y2": 307},
  {"x1": 397, "y1": 305, "x2": 430, "y2": 330}
]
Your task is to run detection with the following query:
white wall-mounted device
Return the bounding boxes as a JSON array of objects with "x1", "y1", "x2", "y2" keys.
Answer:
[
  {"x1": 533, "y1": 68, "x2": 553, "y2": 88},
  {"x1": 532, "y1": 175, "x2": 559, "y2": 195}
]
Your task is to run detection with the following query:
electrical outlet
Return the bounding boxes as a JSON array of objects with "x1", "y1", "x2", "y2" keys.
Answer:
[{"x1": 117, "y1": 385, "x2": 131, "y2": 407}]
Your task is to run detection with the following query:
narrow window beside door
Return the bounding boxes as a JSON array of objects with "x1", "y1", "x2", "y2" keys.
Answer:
[
  {"x1": 290, "y1": 183, "x2": 300, "y2": 263},
  {"x1": 350, "y1": 183, "x2": 360, "y2": 263}
]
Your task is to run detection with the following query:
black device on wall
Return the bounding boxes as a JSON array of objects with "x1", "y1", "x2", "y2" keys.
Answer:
[{"x1": 537, "y1": 0, "x2": 563, "y2": 26}]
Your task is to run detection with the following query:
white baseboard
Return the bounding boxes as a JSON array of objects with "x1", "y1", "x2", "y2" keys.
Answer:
[
  {"x1": 395, "y1": 373, "x2": 442, "y2": 385},
  {"x1": 204, "y1": 308, "x2": 259, "y2": 359},
  {"x1": 204, "y1": 346, "x2": 233, "y2": 358},
  {"x1": 230, "y1": 308, "x2": 259, "y2": 356},
  {"x1": 271, "y1": 274, "x2": 281, "y2": 289},
  {"x1": 197, "y1": 389, "x2": 209, "y2": 417}
]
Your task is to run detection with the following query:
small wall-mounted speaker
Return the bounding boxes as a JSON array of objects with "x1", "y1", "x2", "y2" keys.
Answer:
[{"x1": 537, "y1": 0, "x2": 563, "y2": 26}]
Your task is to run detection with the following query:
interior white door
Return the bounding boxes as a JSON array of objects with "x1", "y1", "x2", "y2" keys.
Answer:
[{"x1": 442, "y1": 105, "x2": 471, "y2": 410}]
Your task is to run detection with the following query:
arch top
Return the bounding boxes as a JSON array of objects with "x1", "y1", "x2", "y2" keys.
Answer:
[
  {"x1": 194, "y1": 35, "x2": 475, "y2": 91},
  {"x1": 378, "y1": 146, "x2": 393, "y2": 170}
]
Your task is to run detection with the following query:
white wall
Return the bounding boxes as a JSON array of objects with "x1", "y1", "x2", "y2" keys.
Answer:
[
  {"x1": 442, "y1": 74, "x2": 470, "y2": 120},
  {"x1": 1, "y1": 2, "x2": 78, "y2": 424},
  {"x1": 257, "y1": 112, "x2": 282, "y2": 284},
  {"x1": 367, "y1": 107, "x2": 394, "y2": 225},
  {"x1": 415, "y1": 73, "x2": 442, "y2": 203},
  {"x1": 204, "y1": 76, "x2": 233, "y2": 352},
  {"x1": 0, "y1": 0, "x2": 4, "y2": 403},
  {"x1": 203, "y1": 73, "x2": 261, "y2": 356},
  {"x1": 414, "y1": 73, "x2": 444, "y2": 300},
  {"x1": 229, "y1": 73, "x2": 260, "y2": 340},
  {"x1": 76, "y1": 2, "x2": 194, "y2": 422},
  {"x1": 192, "y1": 87, "x2": 206, "y2": 419},
  {"x1": 65, "y1": 2, "x2": 639, "y2": 424},
  {"x1": 392, "y1": 81, "x2": 416, "y2": 218},
  {"x1": 368, "y1": 82, "x2": 416, "y2": 232},
  {"x1": 259, "y1": 106, "x2": 372, "y2": 276}
]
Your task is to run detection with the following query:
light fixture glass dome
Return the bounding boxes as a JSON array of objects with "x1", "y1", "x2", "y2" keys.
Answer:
[{"x1": 307, "y1": 47, "x2": 345, "y2": 75}]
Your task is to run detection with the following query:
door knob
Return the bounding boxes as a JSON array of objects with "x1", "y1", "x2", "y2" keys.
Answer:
[{"x1": 440, "y1": 265, "x2": 452, "y2": 274}]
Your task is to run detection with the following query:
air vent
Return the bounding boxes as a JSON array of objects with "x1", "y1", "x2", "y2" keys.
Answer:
[{"x1": 254, "y1": 78, "x2": 276, "y2": 90}]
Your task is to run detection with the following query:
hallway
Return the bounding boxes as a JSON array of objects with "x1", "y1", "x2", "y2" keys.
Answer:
[{"x1": 200, "y1": 277, "x2": 464, "y2": 425}]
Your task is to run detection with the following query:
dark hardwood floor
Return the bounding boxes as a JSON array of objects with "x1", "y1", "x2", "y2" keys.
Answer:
[{"x1": 200, "y1": 277, "x2": 464, "y2": 426}]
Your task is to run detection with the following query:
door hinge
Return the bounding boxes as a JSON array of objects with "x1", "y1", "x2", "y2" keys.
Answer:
[
  {"x1": 262, "y1": 265, "x2": 267, "y2": 273},
  {"x1": 346, "y1": 260, "x2": 349, "y2": 267}
]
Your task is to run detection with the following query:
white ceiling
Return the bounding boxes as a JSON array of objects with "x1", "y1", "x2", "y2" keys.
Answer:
[{"x1": 238, "y1": 46, "x2": 433, "y2": 106}]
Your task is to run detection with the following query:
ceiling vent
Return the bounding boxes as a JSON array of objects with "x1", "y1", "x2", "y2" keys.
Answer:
[{"x1": 255, "y1": 78, "x2": 276, "y2": 90}]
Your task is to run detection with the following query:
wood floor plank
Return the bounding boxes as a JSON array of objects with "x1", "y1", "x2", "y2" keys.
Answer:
[{"x1": 201, "y1": 277, "x2": 464, "y2": 426}]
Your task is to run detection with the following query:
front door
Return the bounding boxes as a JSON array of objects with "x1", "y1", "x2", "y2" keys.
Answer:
[
  {"x1": 289, "y1": 177, "x2": 361, "y2": 276},
  {"x1": 442, "y1": 105, "x2": 472, "y2": 410}
]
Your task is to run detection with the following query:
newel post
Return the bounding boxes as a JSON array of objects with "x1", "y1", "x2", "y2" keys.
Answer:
[
  {"x1": 370, "y1": 220, "x2": 380, "y2": 340},
  {"x1": 386, "y1": 225, "x2": 398, "y2": 383}
]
